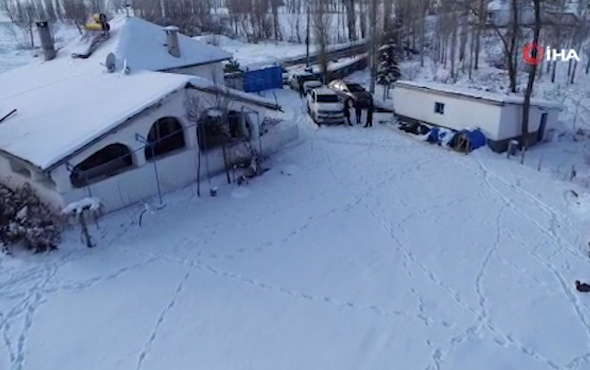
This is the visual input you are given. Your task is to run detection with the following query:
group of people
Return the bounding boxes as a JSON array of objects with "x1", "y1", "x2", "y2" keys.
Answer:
[{"x1": 343, "y1": 100, "x2": 374, "y2": 128}]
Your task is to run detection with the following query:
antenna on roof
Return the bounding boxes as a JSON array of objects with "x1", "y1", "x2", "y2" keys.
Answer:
[{"x1": 105, "y1": 53, "x2": 116, "y2": 73}]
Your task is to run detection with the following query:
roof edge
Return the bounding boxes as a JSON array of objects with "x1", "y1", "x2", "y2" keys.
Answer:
[
  {"x1": 394, "y1": 81, "x2": 562, "y2": 109},
  {"x1": 158, "y1": 57, "x2": 232, "y2": 72}
]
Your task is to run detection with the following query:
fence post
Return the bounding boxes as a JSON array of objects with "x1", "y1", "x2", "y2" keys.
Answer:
[{"x1": 135, "y1": 133, "x2": 163, "y2": 206}]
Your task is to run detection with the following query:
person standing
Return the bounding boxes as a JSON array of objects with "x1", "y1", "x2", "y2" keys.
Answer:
[
  {"x1": 364, "y1": 101, "x2": 374, "y2": 127},
  {"x1": 343, "y1": 104, "x2": 353, "y2": 126},
  {"x1": 354, "y1": 100, "x2": 362, "y2": 124},
  {"x1": 298, "y1": 78, "x2": 305, "y2": 98}
]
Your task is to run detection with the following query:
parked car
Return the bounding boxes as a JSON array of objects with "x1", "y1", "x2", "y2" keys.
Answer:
[
  {"x1": 289, "y1": 72, "x2": 322, "y2": 95},
  {"x1": 328, "y1": 79, "x2": 373, "y2": 108},
  {"x1": 306, "y1": 87, "x2": 345, "y2": 125}
]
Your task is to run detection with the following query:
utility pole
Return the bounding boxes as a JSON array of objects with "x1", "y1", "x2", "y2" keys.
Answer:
[
  {"x1": 369, "y1": 0, "x2": 378, "y2": 93},
  {"x1": 306, "y1": 3, "x2": 310, "y2": 70}
]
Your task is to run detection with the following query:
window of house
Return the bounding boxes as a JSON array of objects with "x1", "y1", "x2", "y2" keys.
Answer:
[
  {"x1": 10, "y1": 159, "x2": 31, "y2": 178},
  {"x1": 70, "y1": 143, "x2": 134, "y2": 188},
  {"x1": 145, "y1": 117, "x2": 186, "y2": 161},
  {"x1": 197, "y1": 109, "x2": 248, "y2": 151},
  {"x1": 435, "y1": 102, "x2": 445, "y2": 114}
]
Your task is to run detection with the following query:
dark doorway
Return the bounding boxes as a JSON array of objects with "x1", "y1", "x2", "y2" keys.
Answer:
[{"x1": 537, "y1": 112, "x2": 548, "y2": 143}]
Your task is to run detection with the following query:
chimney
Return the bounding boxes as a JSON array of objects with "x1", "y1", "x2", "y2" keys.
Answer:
[
  {"x1": 164, "y1": 26, "x2": 180, "y2": 58},
  {"x1": 36, "y1": 21, "x2": 56, "y2": 61}
]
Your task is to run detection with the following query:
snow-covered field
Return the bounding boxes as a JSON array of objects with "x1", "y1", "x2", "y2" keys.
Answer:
[
  {"x1": 2, "y1": 87, "x2": 590, "y2": 369},
  {"x1": 0, "y1": 22, "x2": 36, "y2": 73},
  {"x1": 4, "y1": 16, "x2": 590, "y2": 370}
]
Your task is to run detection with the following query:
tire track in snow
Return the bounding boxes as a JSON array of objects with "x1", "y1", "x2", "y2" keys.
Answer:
[{"x1": 136, "y1": 270, "x2": 191, "y2": 370}]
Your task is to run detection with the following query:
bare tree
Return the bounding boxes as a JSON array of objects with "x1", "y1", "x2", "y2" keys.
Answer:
[
  {"x1": 60, "y1": 0, "x2": 88, "y2": 34},
  {"x1": 312, "y1": 0, "x2": 330, "y2": 83},
  {"x1": 343, "y1": 0, "x2": 356, "y2": 41},
  {"x1": 521, "y1": 0, "x2": 542, "y2": 153},
  {"x1": 1, "y1": 0, "x2": 41, "y2": 48}
]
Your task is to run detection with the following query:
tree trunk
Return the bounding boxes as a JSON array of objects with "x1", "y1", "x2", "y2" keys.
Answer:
[
  {"x1": 369, "y1": 0, "x2": 378, "y2": 93},
  {"x1": 345, "y1": 0, "x2": 356, "y2": 41},
  {"x1": 571, "y1": 60, "x2": 578, "y2": 84},
  {"x1": 474, "y1": 0, "x2": 486, "y2": 70},
  {"x1": 521, "y1": 0, "x2": 542, "y2": 151},
  {"x1": 450, "y1": 25, "x2": 457, "y2": 80}
]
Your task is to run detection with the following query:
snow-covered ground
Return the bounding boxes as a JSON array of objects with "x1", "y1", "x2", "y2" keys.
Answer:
[
  {"x1": 3, "y1": 87, "x2": 590, "y2": 370},
  {"x1": 0, "y1": 22, "x2": 36, "y2": 73},
  {"x1": 3, "y1": 17, "x2": 590, "y2": 370},
  {"x1": 0, "y1": 22, "x2": 79, "y2": 74}
]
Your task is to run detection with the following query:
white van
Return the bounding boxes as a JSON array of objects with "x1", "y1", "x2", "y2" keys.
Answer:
[{"x1": 306, "y1": 87, "x2": 345, "y2": 125}]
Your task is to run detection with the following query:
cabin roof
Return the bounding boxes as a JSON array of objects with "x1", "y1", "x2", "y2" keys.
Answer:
[{"x1": 394, "y1": 80, "x2": 563, "y2": 110}]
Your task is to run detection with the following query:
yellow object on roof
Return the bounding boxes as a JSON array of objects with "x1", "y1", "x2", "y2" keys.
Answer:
[{"x1": 84, "y1": 23, "x2": 103, "y2": 31}]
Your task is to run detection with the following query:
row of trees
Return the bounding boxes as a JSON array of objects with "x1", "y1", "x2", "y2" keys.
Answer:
[{"x1": 1, "y1": 0, "x2": 112, "y2": 47}]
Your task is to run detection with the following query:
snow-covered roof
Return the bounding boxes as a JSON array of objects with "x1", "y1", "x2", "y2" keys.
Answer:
[
  {"x1": 0, "y1": 71, "x2": 191, "y2": 171},
  {"x1": 114, "y1": 17, "x2": 231, "y2": 71},
  {"x1": 394, "y1": 80, "x2": 563, "y2": 110}
]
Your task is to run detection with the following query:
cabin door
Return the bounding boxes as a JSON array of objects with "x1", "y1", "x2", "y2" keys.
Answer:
[{"x1": 537, "y1": 113, "x2": 548, "y2": 142}]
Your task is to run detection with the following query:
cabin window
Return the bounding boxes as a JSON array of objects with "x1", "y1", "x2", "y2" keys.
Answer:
[
  {"x1": 197, "y1": 109, "x2": 248, "y2": 151},
  {"x1": 145, "y1": 117, "x2": 186, "y2": 161},
  {"x1": 10, "y1": 160, "x2": 31, "y2": 178},
  {"x1": 70, "y1": 143, "x2": 134, "y2": 188},
  {"x1": 435, "y1": 102, "x2": 445, "y2": 115}
]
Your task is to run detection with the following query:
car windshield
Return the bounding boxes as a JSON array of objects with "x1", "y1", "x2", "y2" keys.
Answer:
[
  {"x1": 346, "y1": 84, "x2": 365, "y2": 92},
  {"x1": 317, "y1": 94, "x2": 339, "y2": 103}
]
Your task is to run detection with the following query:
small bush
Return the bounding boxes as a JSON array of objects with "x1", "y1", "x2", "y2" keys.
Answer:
[{"x1": 0, "y1": 183, "x2": 63, "y2": 253}]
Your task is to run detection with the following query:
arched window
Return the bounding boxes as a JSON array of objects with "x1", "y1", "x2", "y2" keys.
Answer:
[
  {"x1": 145, "y1": 117, "x2": 186, "y2": 160},
  {"x1": 70, "y1": 143, "x2": 134, "y2": 188}
]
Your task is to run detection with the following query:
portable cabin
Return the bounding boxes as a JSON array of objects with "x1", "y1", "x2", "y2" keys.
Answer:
[{"x1": 392, "y1": 80, "x2": 562, "y2": 152}]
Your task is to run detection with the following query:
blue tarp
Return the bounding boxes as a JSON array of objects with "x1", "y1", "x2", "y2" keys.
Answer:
[
  {"x1": 449, "y1": 129, "x2": 487, "y2": 150},
  {"x1": 464, "y1": 129, "x2": 487, "y2": 149},
  {"x1": 242, "y1": 66, "x2": 283, "y2": 93}
]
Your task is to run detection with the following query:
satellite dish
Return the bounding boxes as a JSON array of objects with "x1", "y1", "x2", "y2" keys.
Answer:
[{"x1": 105, "y1": 53, "x2": 116, "y2": 73}]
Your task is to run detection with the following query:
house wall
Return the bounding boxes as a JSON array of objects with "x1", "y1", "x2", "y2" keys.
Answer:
[
  {"x1": 392, "y1": 86, "x2": 503, "y2": 140},
  {"x1": 166, "y1": 62, "x2": 225, "y2": 84},
  {"x1": 498, "y1": 104, "x2": 558, "y2": 139},
  {"x1": 47, "y1": 89, "x2": 296, "y2": 213},
  {"x1": 0, "y1": 154, "x2": 65, "y2": 211}
]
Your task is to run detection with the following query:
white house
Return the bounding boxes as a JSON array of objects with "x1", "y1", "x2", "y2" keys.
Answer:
[
  {"x1": 0, "y1": 16, "x2": 298, "y2": 213},
  {"x1": 392, "y1": 80, "x2": 562, "y2": 152}
]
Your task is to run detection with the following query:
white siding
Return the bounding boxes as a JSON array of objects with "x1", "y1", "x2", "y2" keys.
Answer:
[
  {"x1": 0, "y1": 155, "x2": 66, "y2": 211},
  {"x1": 498, "y1": 104, "x2": 558, "y2": 139},
  {"x1": 393, "y1": 86, "x2": 503, "y2": 140},
  {"x1": 166, "y1": 62, "x2": 225, "y2": 83}
]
